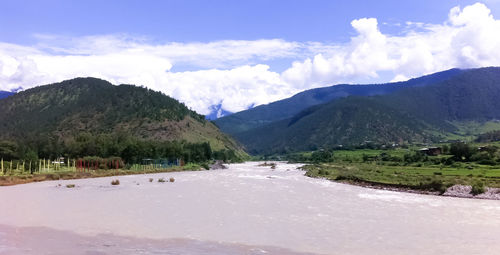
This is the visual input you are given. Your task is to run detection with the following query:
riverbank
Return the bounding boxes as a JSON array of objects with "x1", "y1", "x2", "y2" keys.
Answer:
[
  {"x1": 303, "y1": 163, "x2": 500, "y2": 200},
  {"x1": 0, "y1": 164, "x2": 209, "y2": 186}
]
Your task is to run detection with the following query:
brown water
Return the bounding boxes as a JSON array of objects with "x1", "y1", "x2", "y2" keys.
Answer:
[{"x1": 0, "y1": 162, "x2": 499, "y2": 254}]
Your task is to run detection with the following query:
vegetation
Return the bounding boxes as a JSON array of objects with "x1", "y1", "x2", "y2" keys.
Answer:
[
  {"x1": 66, "y1": 184, "x2": 75, "y2": 188},
  {"x1": 220, "y1": 67, "x2": 500, "y2": 155},
  {"x1": 300, "y1": 142, "x2": 500, "y2": 193},
  {"x1": 0, "y1": 77, "x2": 246, "y2": 161},
  {"x1": 158, "y1": 178, "x2": 166, "y2": 183},
  {"x1": 214, "y1": 68, "x2": 463, "y2": 135},
  {"x1": 0, "y1": 77, "x2": 246, "y2": 174},
  {"x1": 169, "y1": 177, "x2": 175, "y2": 182},
  {"x1": 111, "y1": 179, "x2": 120, "y2": 185},
  {"x1": 471, "y1": 181, "x2": 485, "y2": 195}
]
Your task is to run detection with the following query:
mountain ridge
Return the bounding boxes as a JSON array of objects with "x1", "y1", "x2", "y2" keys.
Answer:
[
  {"x1": 214, "y1": 68, "x2": 464, "y2": 135},
  {"x1": 0, "y1": 77, "x2": 244, "y2": 155},
  {"x1": 232, "y1": 67, "x2": 500, "y2": 154}
]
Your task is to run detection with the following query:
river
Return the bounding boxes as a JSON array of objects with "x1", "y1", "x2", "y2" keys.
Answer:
[{"x1": 0, "y1": 161, "x2": 499, "y2": 254}]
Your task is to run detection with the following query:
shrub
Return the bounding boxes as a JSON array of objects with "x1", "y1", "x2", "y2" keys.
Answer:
[
  {"x1": 111, "y1": 179, "x2": 120, "y2": 185},
  {"x1": 158, "y1": 178, "x2": 166, "y2": 183},
  {"x1": 66, "y1": 184, "x2": 75, "y2": 188},
  {"x1": 201, "y1": 163, "x2": 210, "y2": 170},
  {"x1": 471, "y1": 181, "x2": 485, "y2": 195},
  {"x1": 169, "y1": 177, "x2": 175, "y2": 182},
  {"x1": 418, "y1": 179, "x2": 446, "y2": 194},
  {"x1": 433, "y1": 172, "x2": 442, "y2": 175},
  {"x1": 149, "y1": 178, "x2": 153, "y2": 182}
]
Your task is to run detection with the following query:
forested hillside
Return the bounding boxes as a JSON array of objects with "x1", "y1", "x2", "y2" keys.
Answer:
[
  {"x1": 214, "y1": 68, "x2": 463, "y2": 135},
  {"x1": 0, "y1": 78, "x2": 245, "y2": 162},
  {"x1": 236, "y1": 67, "x2": 500, "y2": 154}
]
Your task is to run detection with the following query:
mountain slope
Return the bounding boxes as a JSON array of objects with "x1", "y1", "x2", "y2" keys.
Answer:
[
  {"x1": 0, "y1": 91, "x2": 14, "y2": 100},
  {"x1": 0, "y1": 78, "x2": 243, "y2": 153},
  {"x1": 214, "y1": 68, "x2": 463, "y2": 135},
  {"x1": 237, "y1": 67, "x2": 500, "y2": 154}
]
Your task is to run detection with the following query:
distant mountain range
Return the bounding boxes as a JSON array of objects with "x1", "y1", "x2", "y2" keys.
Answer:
[
  {"x1": 215, "y1": 67, "x2": 500, "y2": 155},
  {"x1": 0, "y1": 78, "x2": 243, "y2": 154},
  {"x1": 0, "y1": 91, "x2": 14, "y2": 99},
  {"x1": 214, "y1": 68, "x2": 463, "y2": 135}
]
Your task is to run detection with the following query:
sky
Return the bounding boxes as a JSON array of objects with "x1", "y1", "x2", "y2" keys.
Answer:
[{"x1": 1, "y1": 0, "x2": 500, "y2": 116}]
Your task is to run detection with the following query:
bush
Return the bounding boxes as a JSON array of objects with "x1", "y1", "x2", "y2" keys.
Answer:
[
  {"x1": 201, "y1": 163, "x2": 210, "y2": 170},
  {"x1": 149, "y1": 178, "x2": 153, "y2": 182},
  {"x1": 418, "y1": 179, "x2": 446, "y2": 194},
  {"x1": 433, "y1": 172, "x2": 442, "y2": 175},
  {"x1": 471, "y1": 181, "x2": 485, "y2": 195},
  {"x1": 169, "y1": 177, "x2": 175, "y2": 182},
  {"x1": 158, "y1": 178, "x2": 166, "y2": 183},
  {"x1": 111, "y1": 179, "x2": 120, "y2": 185},
  {"x1": 66, "y1": 184, "x2": 75, "y2": 188}
]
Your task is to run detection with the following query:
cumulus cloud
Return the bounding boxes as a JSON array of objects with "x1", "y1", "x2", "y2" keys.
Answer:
[
  {"x1": 1, "y1": 3, "x2": 500, "y2": 115},
  {"x1": 283, "y1": 2, "x2": 500, "y2": 87}
]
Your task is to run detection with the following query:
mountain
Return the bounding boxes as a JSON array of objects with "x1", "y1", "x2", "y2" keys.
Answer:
[
  {"x1": 234, "y1": 67, "x2": 500, "y2": 154},
  {"x1": 0, "y1": 78, "x2": 244, "y2": 155},
  {"x1": 214, "y1": 68, "x2": 464, "y2": 135},
  {"x1": 205, "y1": 103, "x2": 233, "y2": 120},
  {"x1": 0, "y1": 91, "x2": 14, "y2": 100}
]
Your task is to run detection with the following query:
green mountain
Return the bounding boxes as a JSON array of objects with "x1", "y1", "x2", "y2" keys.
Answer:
[
  {"x1": 235, "y1": 67, "x2": 500, "y2": 155},
  {"x1": 214, "y1": 68, "x2": 463, "y2": 135},
  {"x1": 0, "y1": 78, "x2": 244, "y2": 159}
]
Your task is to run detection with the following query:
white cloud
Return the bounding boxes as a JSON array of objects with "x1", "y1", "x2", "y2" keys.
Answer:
[
  {"x1": 283, "y1": 3, "x2": 500, "y2": 88},
  {"x1": 1, "y1": 3, "x2": 500, "y2": 115}
]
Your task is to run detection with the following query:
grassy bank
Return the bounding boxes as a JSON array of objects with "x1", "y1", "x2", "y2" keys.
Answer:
[
  {"x1": 0, "y1": 163, "x2": 208, "y2": 186},
  {"x1": 303, "y1": 161, "x2": 500, "y2": 194}
]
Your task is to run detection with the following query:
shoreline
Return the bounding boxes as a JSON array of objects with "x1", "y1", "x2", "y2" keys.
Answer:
[
  {"x1": 315, "y1": 176, "x2": 500, "y2": 200},
  {"x1": 0, "y1": 167, "x2": 205, "y2": 186}
]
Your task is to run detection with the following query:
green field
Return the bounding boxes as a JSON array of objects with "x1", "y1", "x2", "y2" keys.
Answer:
[{"x1": 301, "y1": 146, "x2": 500, "y2": 193}]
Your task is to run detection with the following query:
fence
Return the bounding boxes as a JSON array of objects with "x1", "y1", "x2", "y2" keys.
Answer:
[
  {"x1": 0, "y1": 158, "x2": 77, "y2": 176},
  {"x1": 0, "y1": 157, "x2": 183, "y2": 176}
]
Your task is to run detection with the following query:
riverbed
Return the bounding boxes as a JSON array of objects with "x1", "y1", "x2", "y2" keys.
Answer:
[{"x1": 0, "y1": 162, "x2": 499, "y2": 254}]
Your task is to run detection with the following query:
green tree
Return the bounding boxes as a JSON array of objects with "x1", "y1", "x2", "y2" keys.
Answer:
[{"x1": 450, "y1": 142, "x2": 474, "y2": 161}]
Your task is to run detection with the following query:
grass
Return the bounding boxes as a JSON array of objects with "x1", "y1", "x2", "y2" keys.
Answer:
[
  {"x1": 0, "y1": 163, "x2": 208, "y2": 186},
  {"x1": 304, "y1": 162, "x2": 500, "y2": 192}
]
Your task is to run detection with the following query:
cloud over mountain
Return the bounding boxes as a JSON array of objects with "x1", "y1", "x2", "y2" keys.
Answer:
[{"x1": 1, "y1": 3, "x2": 500, "y2": 115}]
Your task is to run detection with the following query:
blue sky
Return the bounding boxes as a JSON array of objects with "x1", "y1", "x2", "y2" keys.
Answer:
[
  {"x1": 1, "y1": 1, "x2": 500, "y2": 115},
  {"x1": 2, "y1": 0, "x2": 498, "y2": 43}
]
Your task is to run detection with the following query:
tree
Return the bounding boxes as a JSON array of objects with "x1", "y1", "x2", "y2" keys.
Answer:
[
  {"x1": 450, "y1": 142, "x2": 474, "y2": 161},
  {"x1": 0, "y1": 141, "x2": 18, "y2": 161}
]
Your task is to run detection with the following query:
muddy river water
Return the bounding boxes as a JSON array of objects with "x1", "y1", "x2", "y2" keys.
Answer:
[{"x1": 0, "y1": 162, "x2": 499, "y2": 254}]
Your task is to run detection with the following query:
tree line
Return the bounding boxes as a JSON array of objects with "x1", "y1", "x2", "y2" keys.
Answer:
[{"x1": 0, "y1": 132, "x2": 241, "y2": 164}]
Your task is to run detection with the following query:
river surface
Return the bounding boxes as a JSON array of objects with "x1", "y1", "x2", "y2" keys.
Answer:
[{"x1": 0, "y1": 161, "x2": 499, "y2": 254}]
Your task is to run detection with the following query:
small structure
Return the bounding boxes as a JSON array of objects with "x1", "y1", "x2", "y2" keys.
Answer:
[
  {"x1": 141, "y1": 158, "x2": 181, "y2": 168},
  {"x1": 419, "y1": 147, "x2": 442, "y2": 156},
  {"x1": 52, "y1": 157, "x2": 65, "y2": 164}
]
